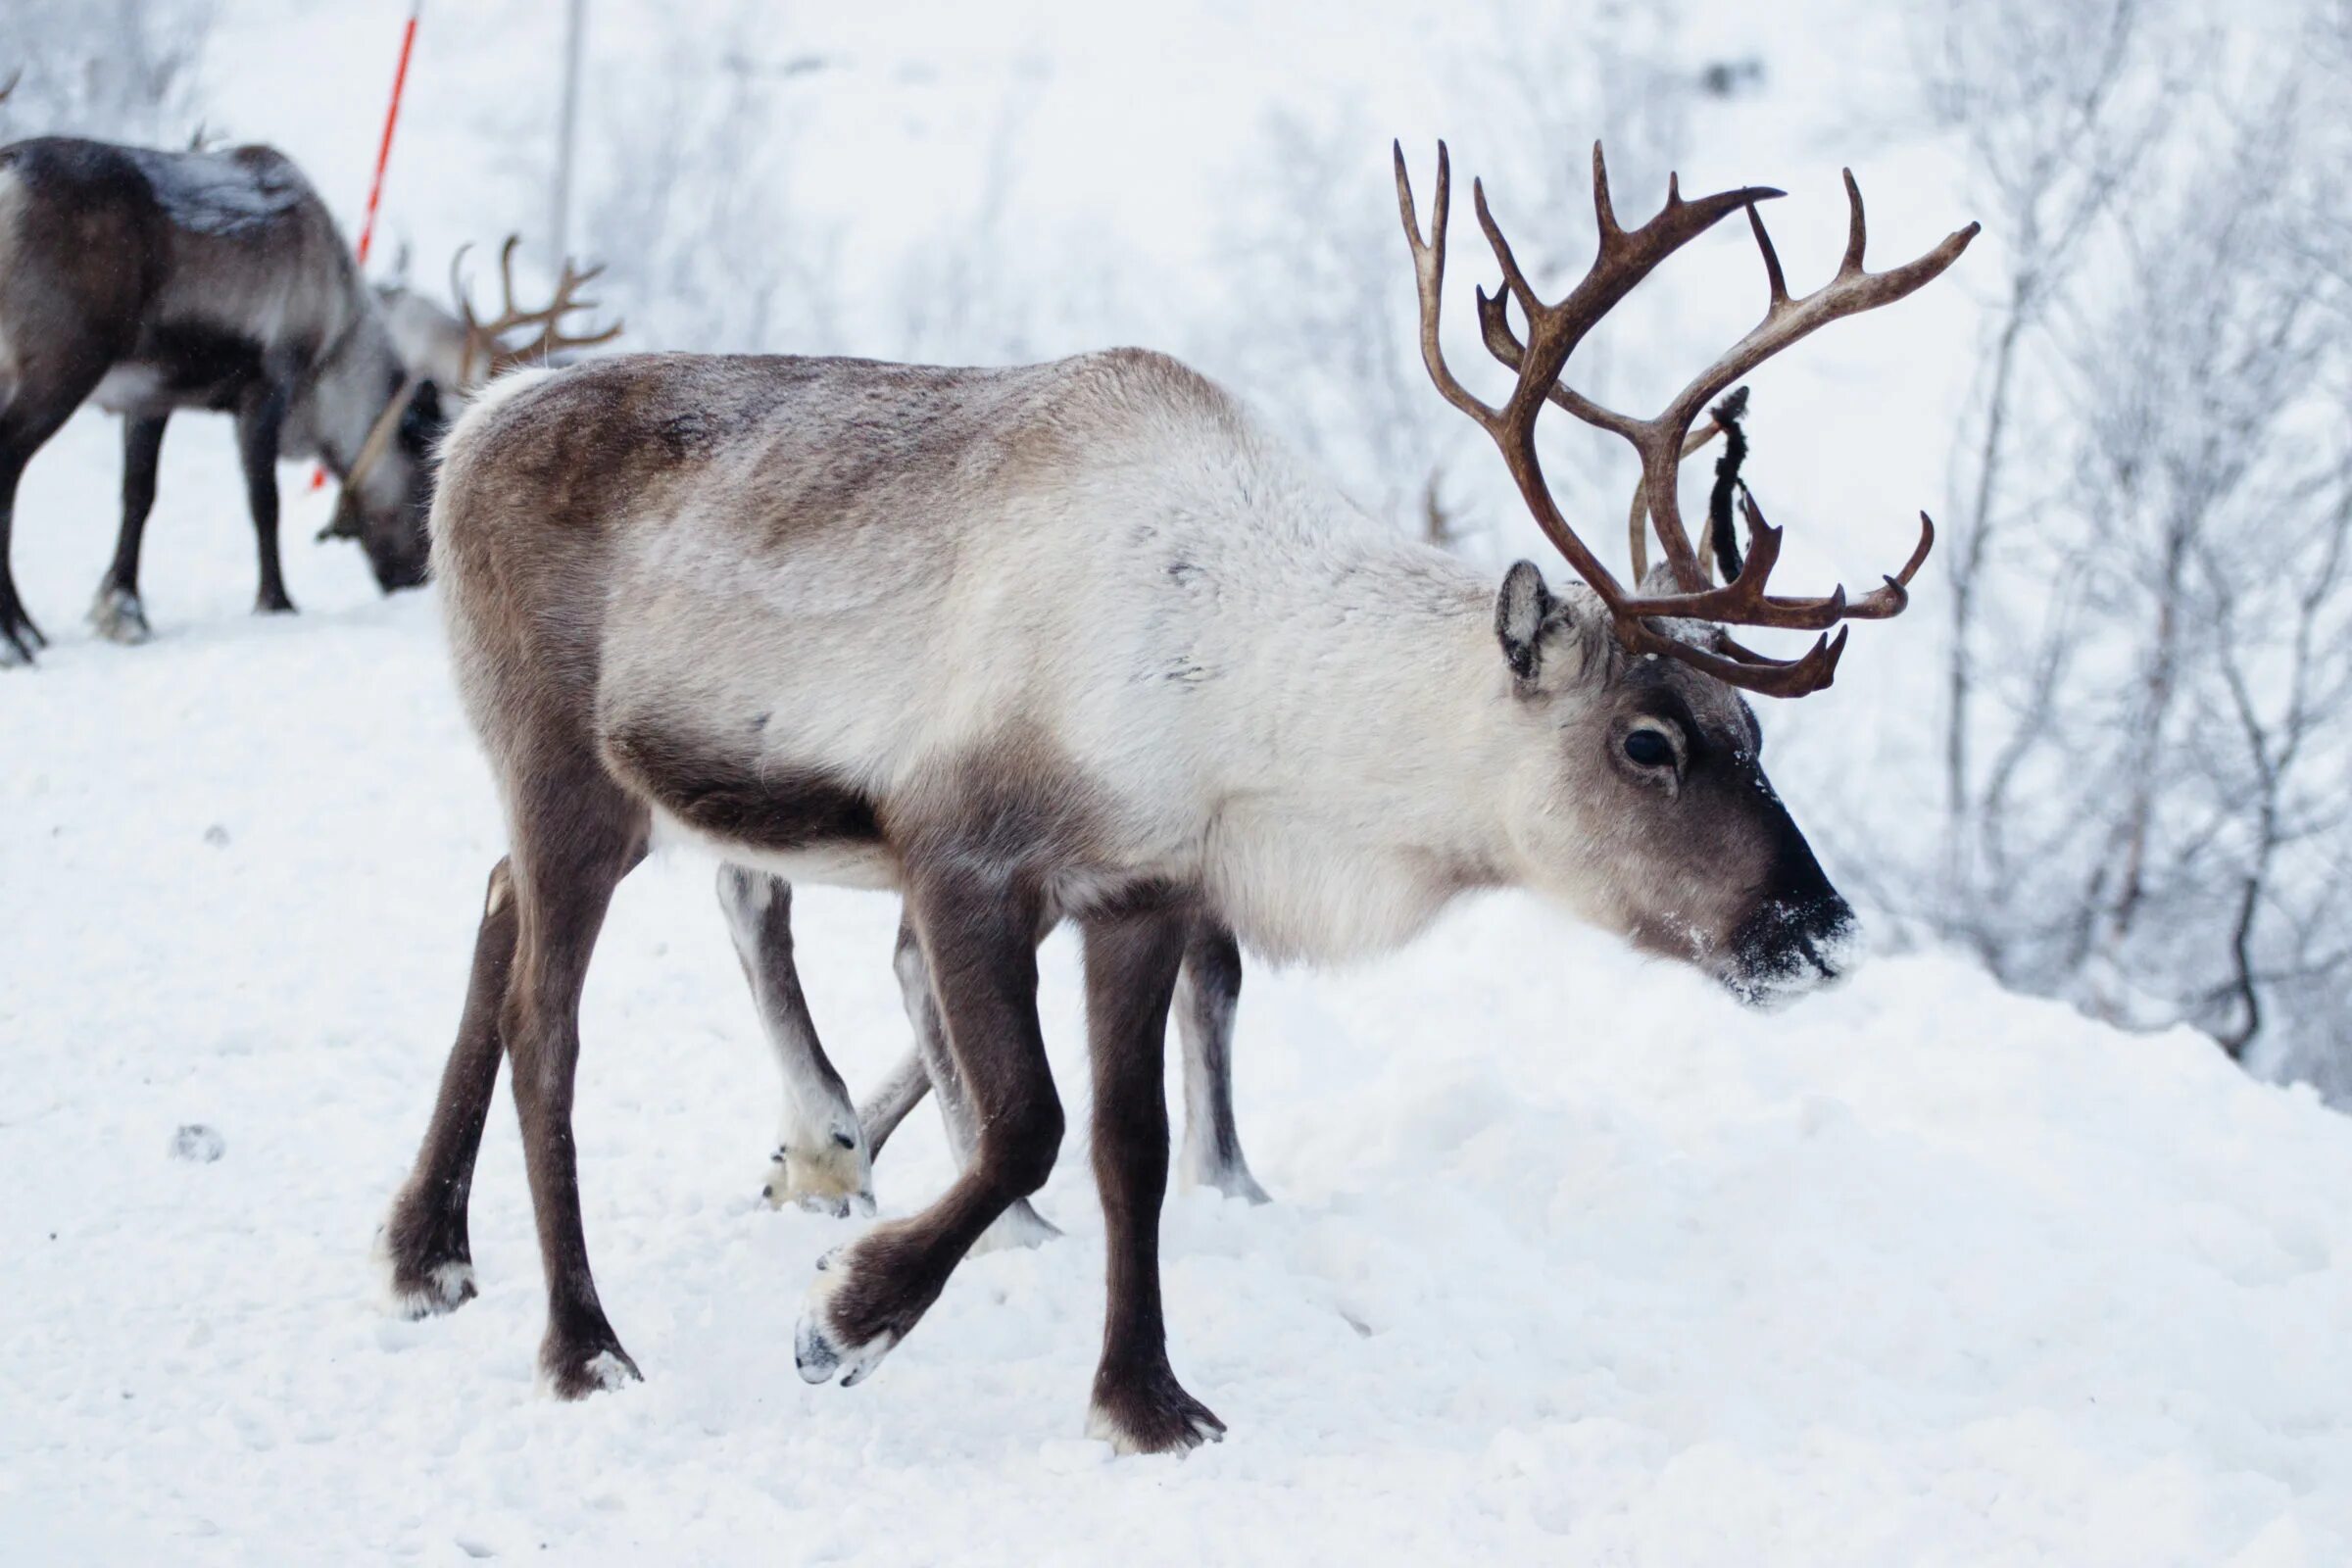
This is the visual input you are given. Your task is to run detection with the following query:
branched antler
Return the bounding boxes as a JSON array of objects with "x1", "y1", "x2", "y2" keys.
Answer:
[
  {"x1": 1395, "y1": 139, "x2": 1977, "y2": 697},
  {"x1": 450, "y1": 235, "x2": 622, "y2": 386}
]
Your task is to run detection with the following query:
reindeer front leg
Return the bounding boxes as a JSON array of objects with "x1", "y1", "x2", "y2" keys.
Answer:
[
  {"x1": 715, "y1": 866, "x2": 873, "y2": 1215},
  {"x1": 1084, "y1": 906, "x2": 1224, "y2": 1453},
  {"x1": 889, "y1": 914, "x2": 1060, "y2": 1251},
  {"x1": 233, "y1": 383, "x2": 295, "y2": 614},
  {"x1": 794, "y1": 865, "x2": 1061, "y2": 1389}
]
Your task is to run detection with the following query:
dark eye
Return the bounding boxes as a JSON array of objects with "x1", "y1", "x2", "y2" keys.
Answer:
[{"x1": 1623, "y1": 729, "x2": 1675, "y2": 768}]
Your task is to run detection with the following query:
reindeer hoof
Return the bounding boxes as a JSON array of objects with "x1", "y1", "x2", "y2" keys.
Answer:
[
  {"x1": 1087, "y1": 1364, "x2": 1226, "y2": 1455},
  {"x1": 760, "y1": 1129, "x2": 875, "y2": 1216},
  {"x1": 388, "y1": 1257, "x2": 477, "y2": 1319},
  {"x1": 87, "y1": 585, "x2": 151, "y2": 644},
  {"x1": 794, "y1": 1246, "x2": 901, "y2": 1388},
  {"x1": 0, "y1": 608, "x2": 43, "y2": 665},
  {"x1": 540, "y1": 1331, "x2": 642, "y2": 1400}
]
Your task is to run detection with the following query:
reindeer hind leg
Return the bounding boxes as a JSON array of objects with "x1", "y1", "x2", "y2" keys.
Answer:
[
  {"x1": 716, "y1": 865, "x2": 874, "y2": 1216},
  {"x1": 499, "y1": 758, "x2": 649, "y2": 1397},
  {"x1": 1175, "y1": 921, "x2": 1268, "y2": 1203},
  {"x1": 379, "y1": 858, "x2": 517, "y2": 1316}
]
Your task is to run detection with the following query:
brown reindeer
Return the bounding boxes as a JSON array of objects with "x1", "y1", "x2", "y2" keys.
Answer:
[
  {"x1": 367, "y1": 244, "x2": 1266, "y2": 1235},
  {"x1": 381, "y1": 139, "x2": 1973, "y2": 1452},
  {"x1": 0, "y1": 132, "x2": 452, "y2": 662}
]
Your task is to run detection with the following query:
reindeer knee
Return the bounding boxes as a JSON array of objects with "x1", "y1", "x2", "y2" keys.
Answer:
[{"x1": 979, "y1": 1094, "x2": 1064, "y2": 1197}]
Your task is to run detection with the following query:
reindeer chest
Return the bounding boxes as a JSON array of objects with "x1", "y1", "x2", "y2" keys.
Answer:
[{"x1": 95, "y1": 321, "x2": 267, "y2": 415}]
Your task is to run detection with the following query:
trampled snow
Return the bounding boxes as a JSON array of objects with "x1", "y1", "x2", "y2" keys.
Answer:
[{"x1": 3, "y1": 410, "x2": 2350, "y2": 1564}]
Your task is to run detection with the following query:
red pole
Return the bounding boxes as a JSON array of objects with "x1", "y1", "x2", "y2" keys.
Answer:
[
  {"x1": 313, "y1": 1, "x2": 421, "y2": 494},
  {"x1": 356, "y1": 3, "x2": 422, "y2": 267}
]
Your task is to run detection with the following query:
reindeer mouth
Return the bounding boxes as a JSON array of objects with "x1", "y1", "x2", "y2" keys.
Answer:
[{"x1": 1723, "y1": 897, "x2": 1859, "y2": 1009}]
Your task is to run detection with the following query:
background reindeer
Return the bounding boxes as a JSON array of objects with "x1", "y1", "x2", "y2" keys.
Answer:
[
  {"x1": 0, "y1": 126, "x2": 446, "y2": 663},
  {"x1": 381, "y1": 134, "x2": 1971, "y2": 1452}
]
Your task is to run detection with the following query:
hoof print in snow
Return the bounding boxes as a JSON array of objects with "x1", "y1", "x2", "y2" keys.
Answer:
[
  {"x1": 203, "y1": 823, "x2": 230, "y2": 848},
  {"x1": 170, "y1": 1124, "x2": 224, "y2": 1162}
]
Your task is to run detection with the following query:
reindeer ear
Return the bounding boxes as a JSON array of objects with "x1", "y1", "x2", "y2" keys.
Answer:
[{"x1": 1494, "y1": 561, "x2": 1555, "y2": 684}]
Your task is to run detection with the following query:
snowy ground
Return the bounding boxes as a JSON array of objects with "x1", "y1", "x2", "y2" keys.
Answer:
[{"x1": 5, "y1": 413, "x2": 2352, "y2": 1564}]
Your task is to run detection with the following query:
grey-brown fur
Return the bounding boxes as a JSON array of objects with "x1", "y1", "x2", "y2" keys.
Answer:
[
  {"x1": 0, "y1": 136, "x2": 439, "y2": 662},
  {"x1": 389, "y1": 346, "x2": 1854, "y2": 1450}
]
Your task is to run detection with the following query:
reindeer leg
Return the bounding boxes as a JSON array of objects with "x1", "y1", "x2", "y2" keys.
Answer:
[
  {"x1": 234, "y1": 382, "x2": 294, "y2": 615},
  {"x1": 855, "y1": 1041, "x2": 930, "y2": 1161},
  {"x1": 795, "y1": 866, "x2": 1060, "y2": 1390},
  {"x1": 0, "y1": 448, "x2": 41, "y2": 667},
  {"x1": 0, "y1": 391, "x2": 90, "y2": 665},
  {"x1": 501, "y1": 769, "x2": 648, "y2": 1397},
  {"x1": 90, "y1": 413, "x2": 167, "y2": 643},
  {"x1": 1085, "y1": 906, "x2": 1224, "y2": 1454},
  {"x1": 1174, "y1": 920, "x2": 1269, "y2": 1203},
  {"x1": 891, "y1": 914, "x2": 1060, "y2": 1252},
  {"x1": 715, "y1": 866, "x2": 873, "y2": 1216},
  {"x1": 379, "y1": 858, "x2": 516, "y2": 1316}
]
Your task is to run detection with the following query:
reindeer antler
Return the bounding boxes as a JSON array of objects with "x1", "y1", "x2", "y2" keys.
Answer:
[
  {"x1": 450, "y1": 234, "x2": 623, "y2": 386},
  {"x1": 1395, "y1": 140, "x2": 1977, "y2": 698}
]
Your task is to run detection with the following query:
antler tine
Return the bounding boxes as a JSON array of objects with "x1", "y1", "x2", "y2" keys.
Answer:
[
  {"x1": 496, "y1": 235, "x2": 523, "y2": 323},
  {"x1": 1591, "y1": 141, "x2": 1620, "y2": 239},
  {"x1": 1472, "y1": 178, "x2": 1542, "y2": 319},
  {"x1": 1626, "y1": 408, "x2": 1737, "y2": 584},
  {"x1": 1838, "y1": 169, "x2": 1867, "y2": 277},
  {"x1": 1394, "y1": 140, "x2": 1500, "y2": 430},
  {"x1": 1750, "y1": 204, "x2": 1790, "y2": 308}
]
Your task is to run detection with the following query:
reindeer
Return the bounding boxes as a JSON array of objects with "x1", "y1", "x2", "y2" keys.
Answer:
[
  {"x1": 374, "y1": 236, "x2": 622, "y2": 403},
  {"x1": 363, "y1": 242, "x2": 1267, "y2": 1233},
  {"x1": 379, "y1": 139, "x2": 1974, "y2": 1453},
  {"x1": 0, "y1": 131, "x2": 447, "y2": 663}
]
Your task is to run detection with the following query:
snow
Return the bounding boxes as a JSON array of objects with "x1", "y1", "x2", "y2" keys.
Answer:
[
  {"x1": 7, "y1": 0, "x2": 2352, "y2": 1560},
  {"x1": 6, "y1": 442, "x2": 2352, "y2": 1561}
]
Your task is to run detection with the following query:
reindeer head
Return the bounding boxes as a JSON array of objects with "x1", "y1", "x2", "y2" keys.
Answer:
[
  {"x1": 321, "y1": 373, "x2": 444, "y2": 591},
  {"x1": 1396, "y1": 141, "x2": 1976, "y2": 1003}
]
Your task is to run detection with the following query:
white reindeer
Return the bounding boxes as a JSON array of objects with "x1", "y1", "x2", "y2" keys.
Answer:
[{"x1": 381, "y1": 141, "x2": 1974, "y2": 1453}]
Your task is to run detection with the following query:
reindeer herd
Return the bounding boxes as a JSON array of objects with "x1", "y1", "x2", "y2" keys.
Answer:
[{"x1": 1, "y1": 85, "x2": 1977, "y2": 1454}]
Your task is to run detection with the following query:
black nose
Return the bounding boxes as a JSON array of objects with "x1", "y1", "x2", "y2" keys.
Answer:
[
  {"x1": 1724, "y1": 815, "x2": 1855, "y2": 1002},
  {"x1": 371, "y1": 551, "x2": 431, "y2": 593}
]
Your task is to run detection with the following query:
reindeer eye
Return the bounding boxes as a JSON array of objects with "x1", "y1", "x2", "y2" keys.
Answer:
[{"x1": 1623, "y1": 729, "x2": 1675, "y2": 768}]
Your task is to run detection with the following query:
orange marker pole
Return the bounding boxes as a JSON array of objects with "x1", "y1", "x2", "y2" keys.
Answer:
[{"x1": 312, "y1": 1, "x2": 421, "y2": 494}]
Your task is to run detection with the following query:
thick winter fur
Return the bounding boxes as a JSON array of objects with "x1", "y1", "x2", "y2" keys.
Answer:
[
  {"x1": 0, "y1": 137, "x2": 440, "y2": 662},
  {"x1": 392, "y1": 347, "x2": 1854, "y2": 1447}
]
